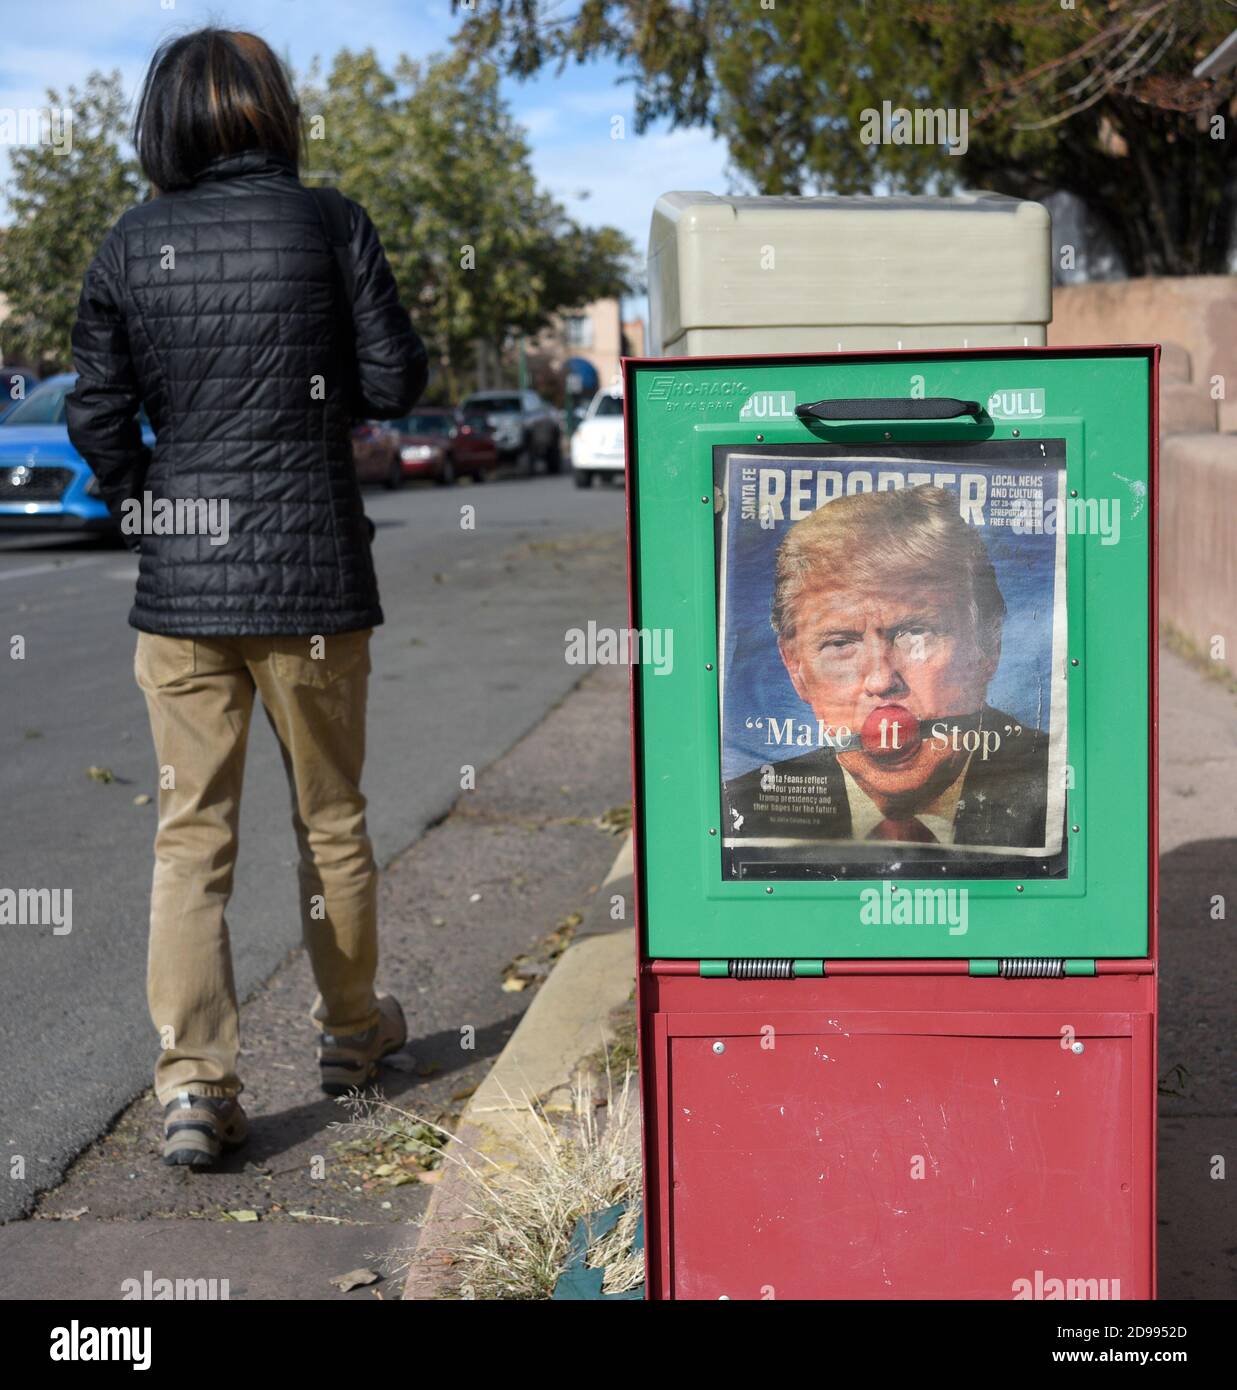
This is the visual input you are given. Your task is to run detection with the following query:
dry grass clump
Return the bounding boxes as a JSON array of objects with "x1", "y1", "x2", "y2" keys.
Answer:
[{"x1": 338, "y1": 1060, "x2": 642, "y2": 1300}]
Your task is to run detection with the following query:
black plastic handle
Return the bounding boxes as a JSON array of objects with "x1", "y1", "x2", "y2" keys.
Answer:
[{"x1": 796, "y1": 396, "x2": 985, "y2": 423}]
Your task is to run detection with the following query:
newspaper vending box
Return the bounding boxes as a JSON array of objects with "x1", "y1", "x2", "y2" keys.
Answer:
[{"x1": 625, "y1": 346, "x2": 1158, "y2": 1300}]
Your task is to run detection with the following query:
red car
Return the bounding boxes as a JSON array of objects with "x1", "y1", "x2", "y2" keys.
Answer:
[
  {"x1": 350, "y1": 420, "x2": 404, "y2": 489},
  {"x1": 393, "y1": 408, "x2": 499, "y2": 485}
]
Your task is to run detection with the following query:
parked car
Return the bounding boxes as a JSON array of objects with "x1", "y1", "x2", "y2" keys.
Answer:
[
  {"x1": 0, "y1": 366, "x2": 40, "y2": 420},
  {"x1": 392, "y1": 408, "x2": 499, "y2": 485},
  {"x1": 0, "y1": 373, "x2": 151, "y2": 533},
  {"x1": 350, "y1": 420, "x2": 404, "y2": 489},
  {"x1": 460, "y1": 389, "x2": 562, "y2": 474},
  {"x1": 570, "y1": 386, "x2": 625, "y2": 488}
]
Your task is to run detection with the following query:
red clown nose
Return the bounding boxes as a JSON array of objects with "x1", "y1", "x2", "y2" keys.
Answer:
[{"x1": 860, "y1": 704, "x2": 922, "y2": 757}]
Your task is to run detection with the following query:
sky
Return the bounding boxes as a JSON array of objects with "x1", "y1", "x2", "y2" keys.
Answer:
[{"x1": 0, "y1": 0, "x2": 736, "y2": 326}]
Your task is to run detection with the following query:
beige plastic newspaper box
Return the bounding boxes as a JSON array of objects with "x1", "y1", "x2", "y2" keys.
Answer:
[{"x1": 647, "y1": 191, "x2": 1051, "y2": 356}]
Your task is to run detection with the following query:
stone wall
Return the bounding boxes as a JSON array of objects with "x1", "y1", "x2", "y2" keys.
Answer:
[{"x1": 1051, "y1": 277, "x2": 1237, "y2": 671}]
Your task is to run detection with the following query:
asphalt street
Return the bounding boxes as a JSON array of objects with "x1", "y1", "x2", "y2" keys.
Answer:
[{"x1": 0, "y1": 472, "x2": 628, "y2": 1221}]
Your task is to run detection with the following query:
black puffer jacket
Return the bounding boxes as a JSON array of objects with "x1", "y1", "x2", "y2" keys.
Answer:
[{"x1": 67, "y1": 149, "x2": 427, "y2": 636}]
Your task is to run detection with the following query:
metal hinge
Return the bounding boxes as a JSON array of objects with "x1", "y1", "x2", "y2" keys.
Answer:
[
  {"x1": 970, "y1": 958, "x2": 1096, "y2": 978},
  {"x1": 701, "y1": 959, "x2": 826, "y2": 979}
]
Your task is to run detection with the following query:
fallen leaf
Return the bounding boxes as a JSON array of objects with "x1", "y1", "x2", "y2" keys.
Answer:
[
  {"x1": 501, "y1": 977, "x2": 528, "y2": 992},
  {"x1": 224, "y1": 1209, "x2": 260, "y2": 1223},
  {"x1": 133, "y1": 793, "x2": 152, "y2": 806},
  {"x1": 514, "y1": 960, "x2": 551, "y2": 982},
  {"x1": 417, "y1": 1169, "x2": 444, "y2": 1184},
  {"x1": 87, "y1": 766, "x2": 115, "y2": 784},
  {"x1": 597, "y1": 804, "x2": 633, "y2": 835},
  {"x1": 329, "y1": 1267, "x2": 380, "y2": 1292}
]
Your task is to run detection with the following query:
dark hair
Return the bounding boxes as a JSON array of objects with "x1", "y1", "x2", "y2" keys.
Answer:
[{"x1": 134, "y1": 28, "x2": 301, "y2": 192}]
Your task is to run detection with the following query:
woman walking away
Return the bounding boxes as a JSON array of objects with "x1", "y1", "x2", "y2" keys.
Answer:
[{"x1": 66, "y1": 28, "x2": 428, "y2": 1167}]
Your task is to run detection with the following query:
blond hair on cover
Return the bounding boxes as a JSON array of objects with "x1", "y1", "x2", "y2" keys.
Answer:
[{"x1": 770, "y1": 483, "x2": 1006, "y2": 656}]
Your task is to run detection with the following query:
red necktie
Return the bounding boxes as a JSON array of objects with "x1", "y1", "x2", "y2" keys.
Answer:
[{"x1": 868, "y1": 817, "x2": 937, "y2": 843}]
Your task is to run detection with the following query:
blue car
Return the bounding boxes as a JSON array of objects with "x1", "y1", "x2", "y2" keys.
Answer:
[{"x1": 0, "y1": 373, "x2": 153, "y2": 532}]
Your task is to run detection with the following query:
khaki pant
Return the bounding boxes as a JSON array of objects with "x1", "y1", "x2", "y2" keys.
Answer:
[{"x1": 135, "y1": 629, "x2": 379, "y2": 1104}]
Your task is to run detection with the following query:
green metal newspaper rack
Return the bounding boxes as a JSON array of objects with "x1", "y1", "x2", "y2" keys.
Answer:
[{"x1": 626, "y1": 345, "x2": 1158, "y2": 1299}]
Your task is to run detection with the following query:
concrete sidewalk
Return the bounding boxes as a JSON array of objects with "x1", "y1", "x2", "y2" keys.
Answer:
[
  {"x1": 404, "y1": 836, "x2": 635, "y2": 1299},
  {"x1": 1155, "y1": 641, "x2": 1237, "y2": 1298}
]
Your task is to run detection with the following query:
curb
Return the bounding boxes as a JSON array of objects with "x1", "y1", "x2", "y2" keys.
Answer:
[{"x1": 403, "y1": 833, "x2": 635, "y2": 1300}]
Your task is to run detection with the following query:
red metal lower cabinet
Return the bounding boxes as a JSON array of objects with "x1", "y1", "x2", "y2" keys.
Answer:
[{"x1": 640, "y1": 974, "x2": 1156, "y2": 1300}]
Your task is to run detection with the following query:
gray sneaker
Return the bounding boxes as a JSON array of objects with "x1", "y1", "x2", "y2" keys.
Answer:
[
  {"x1": 318, "y1": 992, "x2": 408, "y2": 1095},
  {"x1": 161, "y1": 1092, "x2": 248, "y2": 1168}
]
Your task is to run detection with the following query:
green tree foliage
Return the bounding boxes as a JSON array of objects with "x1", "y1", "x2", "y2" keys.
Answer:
[
  {"x1": 0, "y1": 54, "x2": 634, "y2": 386},
  {"x1": 0, "y1": 73, "x2": 143, "y2": 372},
  {"x1": 300, "y1": 50, "x2": 636, "y2": 396},
  {"x1": 454, "y1": 0, "x2": 1237, "y2": 275}
]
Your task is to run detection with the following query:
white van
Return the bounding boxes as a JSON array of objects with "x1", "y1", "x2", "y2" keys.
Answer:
[{"x1": 570, "y1": 386, "x2": 624, "y2": 488}]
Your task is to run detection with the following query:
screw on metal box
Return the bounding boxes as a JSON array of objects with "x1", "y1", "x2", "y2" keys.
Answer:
[
  {"x1": 1071, "y1": 1041, "x2": 1086, "y2": 1055},
  {"x1": 705, "y1": 663, "x2": 713, "y2": 671},
  {"x1": 1070, "y1": 489, "x2": 1079, "y2": 497},
  {"x1": 1071, "y1": 658, "x2": 1080, "y2": 667},
  {"x1": 712, "y1": 1041, "x2": 726, "y2": 1055},
  {"x1": 755, "y1": 434, "x2": 765, "y2": 442},
  {"x1": 1072, "y1": 824, "x2": 1080, "y2": 833},
  {"x1": 708, "y1": 827, "x2": 717, "y2": 836},
  {"x1": 1012, "y1": 429, "x2": 1021, "y2": 437},
  {"x1": 701, "y1": 496, "x2": 709, "y2": 504},
  {"x1": 765, "y1": 886, "x2": 774, "y2": 894}
]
